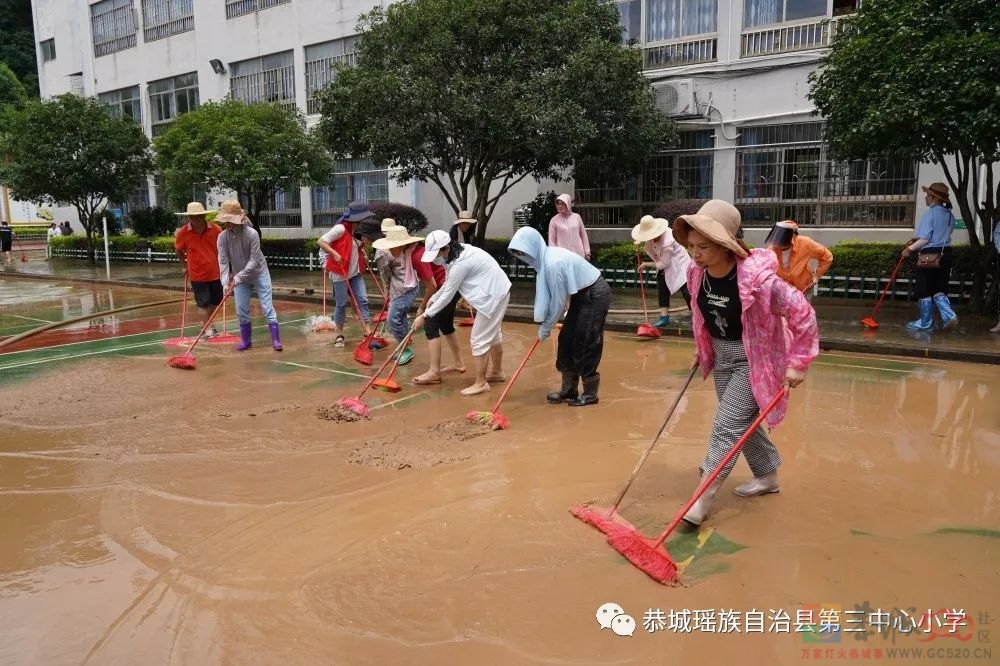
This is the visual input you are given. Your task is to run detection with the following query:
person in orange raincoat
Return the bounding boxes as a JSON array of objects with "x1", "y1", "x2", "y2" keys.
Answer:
[{"x1": 765, "y1": 221, "x2": 833, "y2": 299}]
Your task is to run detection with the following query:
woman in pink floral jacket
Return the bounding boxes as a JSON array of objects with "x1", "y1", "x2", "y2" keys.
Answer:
[{"x1": 672, "y1": 200, "x2": 819, "y2": 528}]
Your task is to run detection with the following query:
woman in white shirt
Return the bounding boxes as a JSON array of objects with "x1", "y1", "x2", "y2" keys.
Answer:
[{"x1": 632, "y1": 215, "x2": 692, "y2": 327}]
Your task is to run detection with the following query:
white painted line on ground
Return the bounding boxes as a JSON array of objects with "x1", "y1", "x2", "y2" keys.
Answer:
[
  {"x1": 370, "y1": 392, "x2": 423, "y2": 411},
  {"x1": 4, "y1": 313, "x2": 57, "y2": 324},
  {"x1": 814, "y1": 360, "x2": 912, "y2": 374},
  {"x1": 273, "y1": 360, "x2": 369, "y2": 380}
]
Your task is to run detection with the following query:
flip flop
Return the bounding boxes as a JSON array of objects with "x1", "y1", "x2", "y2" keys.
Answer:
[
  {"x1": 441, "y1": 365, "x2": 466, "y2": 374},
  {"x1": 334, "y1": 335, "x2": 345, "y2": 348},
  {"x1": 460, "y1": 383, "x2": 491, "y2": 396},
  {"x1": 412, "y1": 374, "x2": 442, "y2": 385}
]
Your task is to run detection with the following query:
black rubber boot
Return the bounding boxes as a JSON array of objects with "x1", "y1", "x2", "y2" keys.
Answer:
[
  {"x1": 546, "y1": 372, "x2": 579, "y2": 404},
  {"x1": 568, "y1": 374, "x2": 599, "y2": 407}
]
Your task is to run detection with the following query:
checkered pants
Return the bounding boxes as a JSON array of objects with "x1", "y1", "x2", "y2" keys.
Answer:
[{"x1": 701, "y1": 338, "x2": 782, "y2": 480}]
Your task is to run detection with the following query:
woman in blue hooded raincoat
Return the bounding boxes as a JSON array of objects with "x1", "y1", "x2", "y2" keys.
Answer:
[{"x1": 508, "y1": 227, "x2": 611, "y2": 406}]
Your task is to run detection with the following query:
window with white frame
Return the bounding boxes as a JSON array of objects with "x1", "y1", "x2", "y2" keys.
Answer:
[
  {"x1": 616, "y1": 0, "x2": 641, "y2": 44},
  {"x1": 98, "y1": 85, "x2": 142, "y2": 124},
  {"x1": 735, "y1": 122, "x2": 917, "y2": 228},
  {"x1": 304, "y1": 37, "x2": 357, "y2": 115},
  {"x1": 230, "y1": 51, "x2": 296, "y2": 111},
  {"x1": 225, "y1": 0, "x2": 290, "y2": 20},
  {"x1": 647, "y1": 0, "x2": 717, "y2": 42},
  {"x1": 40, "y1": 39, "x2": 56, "y2": 62},
  {"x1": 743, "y1": 0, "x2": 826, "y2": 27},
  {"x1": 149, "y1": 72, "x2": 199, "y2": 137},
  {"x1": 311, "y1": 159, "x2": 389, "y2": 227},
  {"x1": 141, "y1": 0, "x2": 194, "y2": 42},
  {"x1": 91, "y1": 0, "x2": 138, "y2": 57}
]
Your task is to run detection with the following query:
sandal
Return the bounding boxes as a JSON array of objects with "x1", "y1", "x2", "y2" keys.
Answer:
[
  {"x1": 412, "y1": 373, "x2": 442, "y2": 385},
  {"x1": 460, "y1": 383, "x2": 491, "y2": 396},
  {"x1": 441, "y1": 365, "x2": 466, "y2": 374},
  {"x1": 334, "y1": 335, "x2": 345, "y2": 348}
]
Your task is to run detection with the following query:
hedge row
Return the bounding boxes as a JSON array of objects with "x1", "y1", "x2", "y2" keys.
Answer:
[
  {"x1": 48, "y1": 234, "x2": 990, "y2": 284},
  {"x1": 11, "y1": 225, "x2": 53, "y2": 235}
]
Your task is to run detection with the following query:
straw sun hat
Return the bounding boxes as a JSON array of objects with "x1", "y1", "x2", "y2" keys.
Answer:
[
  {"x1": 452, "y1": 210, "x2": 477, "y2": 226},
  {"x1": 215, "y1": 200, "x2": 248, "y2": 225},
  {"x1": 175, "y1": 201, "x2": 215, "y2": 217},
  {"x1": 372, "y1": 225, "x2": 423, "y2": 250},
  {"x1": 921, "y1": 182, "x2": 951, "y2": 205},
  {"x1": 672, "y1": 200, "x2": 748, "y2": 259},
  {"x1": 631, "y1": 215, "x2": 670, "y2": 243}
]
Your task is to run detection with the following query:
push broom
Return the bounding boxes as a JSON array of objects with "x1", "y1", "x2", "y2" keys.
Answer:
[
  {"x1": 344, "y1": 279, "x2": 377, "y2": 365},
  {"x1": 372, "y1": 328, "x2": 417, "y2": 393},
  {"x1": 308, "y1": 269, "x2": 337, "y2": 332},
  {"x1": 163, "y1": 279, "x2": 196, "y2": 346},
  {"x1": 331, "y1": 330, "x2": 416, "y2": 420},
  {"x1": 466, "y1": 338, "x2": 541, "y2": 430},
  {"x1": 634, "y1": 246, "x2": 661, "y2": 339},
  {"x1": 205, "y1": 290, "x2": 242, "y2": 344},
  {"x1": 602, "y1": 387, "x2": 788, "y2": 585},
  {"x1": 15, "y1": 236, "x2": 29, "y2": 263},
  {"x1": 570, "y1": 364, "x2": 699, "y2": 533},
  {"x1": 166, "y1": 284, "x2": 234, "y2": 370},
  {"x1": 861, "y1": 254, "x2": 905, "y2": 329}
]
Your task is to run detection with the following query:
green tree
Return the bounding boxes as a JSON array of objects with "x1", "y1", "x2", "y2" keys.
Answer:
[
  {"x1": 0, "y1": 94, "x2": 152, "y2": 262},
  {"x1": 154, "y1": 100, "x2": 334, "y2": 235},
  {"x1": 808, "y1": 0, "x2": 1000, "y2": 313},
  {"x1": 0, "y1": 62, "x2": 27, "y2": 133},
  {"x1": 0, "y1": 0, "x2": 38, "y2": 97},
  {"x1": 316, "y1": 0, "x2": 675, "y2": 244}
]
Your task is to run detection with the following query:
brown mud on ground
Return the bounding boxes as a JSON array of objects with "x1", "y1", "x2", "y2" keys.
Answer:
[{"x1": 1, "y1": 324, "x2": 998, "y2": 665}]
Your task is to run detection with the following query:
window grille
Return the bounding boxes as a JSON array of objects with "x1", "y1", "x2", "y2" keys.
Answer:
[
  {"x1": 225, "y1": 0, "x2": 290, "y2": 20},
  {"x1": 258, "y1": 188, "x2": 302, "y2": 228},
  {"x1": 304, "y1": 37, "x2": 357, "y2": 114},
  {"x1": 312, "y1": 159, "x2": 389, "y2": 227},
  {"x1": 91, "y1": 0, "x2": 138, "y2": 57},
  {"x1": 149, "y1": 72, "x2": 199, "y2": 137},
  {"x1": 141, "y1": 0, "x2": 194, "y2": 42},
  {"x1": 98, "y1": 85, "x2": 142, "y2": 124},
  {"x1": 230, "y1": 51, "x2": 296, "y2": 111}
]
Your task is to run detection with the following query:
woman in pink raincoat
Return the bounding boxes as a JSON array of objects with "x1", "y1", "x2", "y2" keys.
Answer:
[
  {"x1": 672, "y1": 200, "x2": 819, "y2": 528},
  {"x1": 548, "y1": 194, "x2": 591, "y2": 260}
]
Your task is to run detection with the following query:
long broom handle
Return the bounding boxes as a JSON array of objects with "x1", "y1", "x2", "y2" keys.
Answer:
[
  {"x1": 179, "y1": 278, "x2": 189, "y2": 336},
  {"x1": 176, "y1": 283, "x2": 235, "y2": 357},
  {"x1": 652, "y1": 387, "x2": 788, "y2": 550},
  {"x1": 368, "y1": 264, "x2": 388, "y2": 300},
  {"x1": 374, "y1": 326, "x2": 415, "y2": 385},
  {"x1": 486, "y1": 338, "x2": 541, "y2": 414},
  {"x1": 357, "y1": 328, "x2": 415, "y2": 400},
  {"x1": 635, "y1": 246, "x2": 651, "y2": 321},
  {"x1": 870, "y1": 255, "x2": 905, "y2": 316},
  {"x1": 606, "y1": 364, "x2": 699, "y2": 515},
  {"x1": 322, "y1": 269, "x2": 327, "y2": 318}
]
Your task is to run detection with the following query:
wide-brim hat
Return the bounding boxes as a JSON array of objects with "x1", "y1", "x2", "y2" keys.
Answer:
[
  {"x1": 922, "y1": 182, "x2": 951, "y2": 205},
  {"x1": 421, "y1": 229, "x2": 451, "y2": 262},
  {"x1": 346, "y1": 201, "x2": 372, "y2": 222},
  {"x1": 381, "y1": 217, "x2": 398, "y2": 232},
  {"x1": 672, "y1": 200, "x2": 748, "y2": 259},
  {"x1": 372, "y1": 225, "x2": 423, "y2": 250},
  {"x1": 176, "y1": 201, "x2": 215, "y2": 217},
  {"x1": 452, "y1": 210, "x2": 477, "y2": 226},
  {"x1": 215, "y1": 199, "x2": 248, "y2": 225},
  {"x1": 631, "y1": 215, "x2": 670, "y2": 242}
]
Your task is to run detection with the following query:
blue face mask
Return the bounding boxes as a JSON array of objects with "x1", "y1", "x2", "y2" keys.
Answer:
[{"x1": 432, "y1": 256, "x2": 447, "y2": 266}]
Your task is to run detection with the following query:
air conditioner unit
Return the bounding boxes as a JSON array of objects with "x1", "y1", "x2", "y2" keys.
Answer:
[{"x1": 653, "y1": 79, "x2": 698, "y2": 117}]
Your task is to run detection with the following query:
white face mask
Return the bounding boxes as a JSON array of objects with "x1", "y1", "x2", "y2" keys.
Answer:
[{"x1": 432, "y1": 256, "x2": 447, "y2": 266}]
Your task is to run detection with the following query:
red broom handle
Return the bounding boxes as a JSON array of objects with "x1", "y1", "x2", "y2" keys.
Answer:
[
  {"x1": 357, "y1": 329, "x2": 415, "y2": 399},
  {"x1": 870, "y1": 255, "x2": 905, "y2": 316},
  {"x1": 368, "y1": 264, "x2": 388, "y2": 300},
  {"x1": 652, "y1": 387, "x2": 789, "y2": 550},
  {"x1": 322, "y1": 269, "x2": 327, "y2": 317},
  {"x1": 487, "y1": 338, "x2": 541, "y2": 414},
  {"x1": 179, "y1": 278, "x2": 189, "y2": 336},
  {"x1": 177, "y1": 283, "x2": 235, "y2": 356},
  {"x1": 635, "y1": 246, "x2": 650, "y2": 320}
]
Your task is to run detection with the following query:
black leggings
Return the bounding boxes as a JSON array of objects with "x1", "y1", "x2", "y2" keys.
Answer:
[
  {"x1": 656, "y1": 270, "x2": 692, "y2": 310},
  {"x1": 557, "y1": 277, "x2": 612, "y2": 379},
  {"x1": 914, "y1": 247, "x2": 953, "y2": 299},
  {"x1": 425, "y1": 293, "x2": 461, "y2": 340}
]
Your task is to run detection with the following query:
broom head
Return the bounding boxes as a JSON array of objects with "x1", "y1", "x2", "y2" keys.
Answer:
[
  {"x1": 569, "y1": 504, "x2": 639, "y2": 536},
  {"x1": 353, "y1": 342, "x2": 374, "y2": 365},
  {"x1": 372, "y1": 378, "x2": 402, "y2": 393},
  {"x1": 860, "y1": 316, "x2": 879, "y2": 329},
  {"x1": 20, "y1": 255, "x2": 28, "y2": 262},
  {"x1": 333, "y1": 396, "x2": 371, "y2": 420},
  {"x1": 369, "y1": 336, "x2": 389, "y2": 350},
  {"x1": 308, "y1": 315, "x2": 337, "y2": 332},
  {"x1": 605, "y1": 523, "x2": 679, "y2": 585},
  {"x1": 458, "y1": 317, "x2": 475, "y2": 327},
  {"x1": 205, "y1": 332, "x2": 242, "y2": 344},
  {"x1": 637, "y1": 323, "x2": 662, "y2": 339},
  {"x1": 465, "y1": 409, "x2": 508, "y2": 430},
  {"x1": 167, "y1": 354, "x2": 197, "y2": 370}
]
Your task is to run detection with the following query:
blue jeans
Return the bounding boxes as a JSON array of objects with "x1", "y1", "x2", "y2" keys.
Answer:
[
  {"x1": 332, "y1": 274, "x2": 369, "y2": 327},
  {"x1": 234, "y1": 272, "x2": 277, "y2": 324},
  {"x1": 388, "y1": 286, "x2": 418, "y2": 343}
]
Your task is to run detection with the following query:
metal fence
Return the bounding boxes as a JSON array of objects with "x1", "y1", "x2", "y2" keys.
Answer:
[{"x1": 48, "y1": 247, "x2": 975, "y2": 303}]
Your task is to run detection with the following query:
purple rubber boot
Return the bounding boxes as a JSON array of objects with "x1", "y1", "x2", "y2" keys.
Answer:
[
  {"x1": 236, "y1": 321, "x2": 252, "y2": 351},
  {"x1": 268, "y1": 322, "x2": 282, "y2": 351}
]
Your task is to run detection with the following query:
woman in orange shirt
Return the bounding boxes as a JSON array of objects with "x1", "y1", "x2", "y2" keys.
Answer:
[{"x1": 765, "y1": 221, "x2": 833, "y2": 299}]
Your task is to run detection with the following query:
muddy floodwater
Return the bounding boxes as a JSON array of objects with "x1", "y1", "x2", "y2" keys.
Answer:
[{"x1": 0, "y1": 319, "x2": 997, "y2": 664}]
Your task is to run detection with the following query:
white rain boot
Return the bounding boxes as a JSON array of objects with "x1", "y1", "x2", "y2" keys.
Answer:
[
  {"x1": 734, "y1": 471, "x2": 780, "y2": 497},
  {"x1": 681, "y1": 476, "x2": 725, "y2": 527}
]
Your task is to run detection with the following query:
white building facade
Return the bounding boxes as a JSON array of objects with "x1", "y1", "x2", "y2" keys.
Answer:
[{"x1": 24, "y1": 0, "x2": 968, "y2": 243}]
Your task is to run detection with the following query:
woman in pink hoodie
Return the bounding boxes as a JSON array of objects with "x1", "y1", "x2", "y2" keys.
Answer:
[
  {"x1": 548, "y1": 194, "x2": 591, "y2": 260},
  {"x1": 671, "y1": 200, "x2": 819, "y2": 528}
]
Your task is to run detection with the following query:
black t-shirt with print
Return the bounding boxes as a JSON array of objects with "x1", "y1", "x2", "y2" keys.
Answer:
[{"x1": 697, "y1": 264, "x2": 742, "y2": 340}]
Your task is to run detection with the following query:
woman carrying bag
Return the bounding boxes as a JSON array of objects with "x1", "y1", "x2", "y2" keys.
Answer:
[{"x1": 902, "y1": 182, "x2": 958, "y2": 332}]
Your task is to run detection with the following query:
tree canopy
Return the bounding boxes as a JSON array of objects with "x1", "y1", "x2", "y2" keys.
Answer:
[
  {"x1": 0, "y1": 94, "x2": 152, "y2": 261},
  {"x1": 316, "y1": 0, "x2": 675, "y2": 241},
  {"x1": 154, "y1": 100, "x2": 334, "y2": 233},
  {"x1": 0, "y1": 0, "x2": 38, "y2": 97}
]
